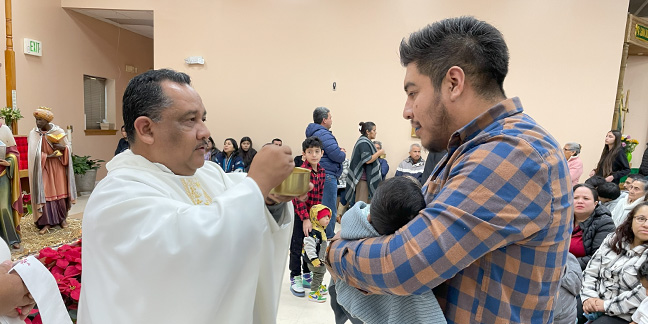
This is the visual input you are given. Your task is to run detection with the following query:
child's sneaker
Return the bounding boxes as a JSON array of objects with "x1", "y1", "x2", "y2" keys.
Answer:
[
  {"x1": 290, "y1": 275, "x2": 305, "y2": 297},
  {"x1": 318, "y1": 284, "x2": 328, "y2": 296},
  {"x1": 308, "y1": 290, "x2": 327, "y2": 303},
  {"x1": 302, "y1": 272, "x2": 312, "y2": 289}
]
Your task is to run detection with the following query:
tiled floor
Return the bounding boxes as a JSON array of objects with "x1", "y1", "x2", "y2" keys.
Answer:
[{"x1": 71, "y1": 194, "x2": 338, "y2": 323}]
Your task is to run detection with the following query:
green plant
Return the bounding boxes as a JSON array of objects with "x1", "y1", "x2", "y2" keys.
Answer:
[
  {"x1": 72, "y1": 154, "x2": 105, "y2": 175},
  {"x1": 0, "y1": 107, "x2": 23, "y2": 125}
]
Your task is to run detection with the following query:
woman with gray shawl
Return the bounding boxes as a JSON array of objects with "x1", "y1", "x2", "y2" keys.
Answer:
[{"x1": 344, "y1": 122, "x2": 383, "y2": 205}]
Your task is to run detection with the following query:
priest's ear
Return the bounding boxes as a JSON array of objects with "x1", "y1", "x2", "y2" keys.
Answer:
[{"x1": 133, "y1": 116, "x2": 155, "y2": 145}]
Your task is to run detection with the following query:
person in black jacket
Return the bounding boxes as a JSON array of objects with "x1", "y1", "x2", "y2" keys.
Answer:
[
  {"x1": 588, "y1": 130, "x2": 630, "y2": 185},
  {"x1": 114, "y1": 125, "x2": 130, "y2": 156},
  {"x1": 570, "y1": 184, "x2": 615, "y2": 270},
  {"x1": 640, "y1": 143, "x2": 648, "y2": 177}
]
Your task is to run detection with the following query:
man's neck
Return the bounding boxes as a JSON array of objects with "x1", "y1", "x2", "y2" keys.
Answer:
[{"x1": 411, "y1": 157, "x2": 420, "y2": 164}]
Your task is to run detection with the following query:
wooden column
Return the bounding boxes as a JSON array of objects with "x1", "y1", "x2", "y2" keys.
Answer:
[
  {"x1": 612, "y1": 42, "x2": 629, "y2": 131},
  {"x1": 4, "y1": 0, "x2": 16, "y2": 135}
]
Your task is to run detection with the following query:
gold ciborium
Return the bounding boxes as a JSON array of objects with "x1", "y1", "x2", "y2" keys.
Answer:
[{"x1": 270, "y1": 167, "x2": 310, "y2": 196}]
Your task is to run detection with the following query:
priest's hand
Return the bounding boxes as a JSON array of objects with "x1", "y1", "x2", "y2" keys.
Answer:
[
  {"x1": 0, "y1": 261, "x2": 35, "y2": 319},
  {"x1": 0, "y1": 159, "x2": 9, "y2": 167},
  {"x1": 248, "y1": 145, "x2": 295, "y2": 198}
]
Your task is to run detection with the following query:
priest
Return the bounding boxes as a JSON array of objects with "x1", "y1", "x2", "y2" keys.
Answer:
[{"x1": 78, "y1": 69, "x2": 300, "y2": 324}]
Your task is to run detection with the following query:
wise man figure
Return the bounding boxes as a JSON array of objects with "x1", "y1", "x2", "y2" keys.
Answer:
[
  {"x1": 0, "y1": 120, "x2": 23, "y2": 249},
  {"x1": 27, "y1": 107, "x2": 76, "y2": 234}
]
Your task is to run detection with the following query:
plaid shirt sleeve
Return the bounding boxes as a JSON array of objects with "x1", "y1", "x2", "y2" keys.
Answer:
[
  {"x1": 327, "y1": 136, "x2": 554, "y2": 295},
  {"x1": 292, "y1": 198, "x2": 309, "y2": 221},
  {"x1": 292, "y1": 165, "x2": 326, "y2": 221}
]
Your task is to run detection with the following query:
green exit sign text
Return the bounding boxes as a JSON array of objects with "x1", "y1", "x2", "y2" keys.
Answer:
[{"x1": 24, "y1": 38, "x2": 42, "y2": 56}]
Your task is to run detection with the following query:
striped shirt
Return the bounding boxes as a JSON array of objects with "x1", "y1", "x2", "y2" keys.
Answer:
[
  {"x1": 292, "y1": 161, "x2": 325, "y2": 221},
  {"x1": 326, "y1": 97, "x2": 573, "y2": 324},
  {"x1": 581, "y1": 233, "x2": 648, "y2": 321}
]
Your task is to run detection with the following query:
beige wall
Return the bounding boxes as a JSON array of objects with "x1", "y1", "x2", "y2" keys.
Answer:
[
  {"x1": 2, "y1": 0, "x2": 153, "y2": 178},
  {"x1": 622, "y1": 55, "x2": 648, "y2": 168},
  {"x1": 56, "y1": 0, "x2": 630, "y2": 180}
]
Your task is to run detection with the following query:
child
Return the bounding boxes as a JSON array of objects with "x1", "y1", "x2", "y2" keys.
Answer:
[
  {"x1": 288, "y1": 136, "x2": 326, "y2": 297},
  {"x1": 632, "y1": 259, "x2": 648, "y2": 324},
  {"x1": 597, "y1": 182, "x2": 622, "y2": 212},
  {"x1": 335, "y1": 176, "x2": 446, "y2": 324},
  {"x1": 302, "y1": 204, "x2": 331, "y2": 302}
]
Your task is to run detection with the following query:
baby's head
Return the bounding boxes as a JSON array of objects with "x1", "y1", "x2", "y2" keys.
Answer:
[
  {"x1": 369, "y1": 176, "x2": 426, "y2": 235},
  {"x1": 597, "y1": 182, "x2": 620, "y2": 203}
]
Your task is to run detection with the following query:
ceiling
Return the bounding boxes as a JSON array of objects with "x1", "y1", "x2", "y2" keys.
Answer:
[
  {"x1": 70, "y1": 9, "x2": 153, "y2": 39},
  {"x1": 630, "y1": 0, "x2": 648, "y2": 17},
  {"x1": 70, "y1": 2, "x2": 648, "y2": 43}
]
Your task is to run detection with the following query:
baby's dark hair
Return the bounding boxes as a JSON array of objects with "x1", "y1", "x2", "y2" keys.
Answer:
[
  {"x1": 370, "y1": 176, "x2": 426, "y2": 235},
  {"x1": 597, "y1": 182, "x2": 621, "y2": 201},
  {"x1": 639, "y1": 258, "x2": 648, "y2": 282},
  {"x1": 302, "y1": 136, "x2": 323, "y2": 151},
  {"x1": 584, "y1": 176, "x2": 606, "y2": 188}
]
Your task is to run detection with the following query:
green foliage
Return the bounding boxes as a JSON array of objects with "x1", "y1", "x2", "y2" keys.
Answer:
[
  {"x1": 72, "y1": 154, "x2": 105, "y2": 175},
  {"x1": 0, "y1": 107, "x2": 23, "y2": 124}
]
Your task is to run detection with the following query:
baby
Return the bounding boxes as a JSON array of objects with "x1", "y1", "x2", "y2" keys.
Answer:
[{"x1": 335, "y1": 176, "x2": 446, "y2": 324}]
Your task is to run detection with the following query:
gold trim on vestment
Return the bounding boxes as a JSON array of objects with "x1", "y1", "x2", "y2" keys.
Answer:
[{"x1": 180, "y1": 178, "x2": 213, "y2": 206}]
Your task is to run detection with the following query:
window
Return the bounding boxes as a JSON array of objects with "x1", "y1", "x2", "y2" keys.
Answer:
[{"x1": 83, "y1": 75, "x2": 107, "y2": 129}]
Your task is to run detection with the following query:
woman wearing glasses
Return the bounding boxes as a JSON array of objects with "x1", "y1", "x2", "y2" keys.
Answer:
[
  {"x1": 580, "y1": 202, "x2": 648, "y2": 324},
  {"x1": 564, "y1": 142, "x2": 583, "y2": 187}
]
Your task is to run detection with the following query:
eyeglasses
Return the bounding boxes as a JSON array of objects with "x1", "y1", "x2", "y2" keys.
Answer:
[{"x1": 634, "y1": 217, "x2": 648, "y2": 224}]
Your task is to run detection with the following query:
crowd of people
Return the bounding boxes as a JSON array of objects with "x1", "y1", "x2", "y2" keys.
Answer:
[{"x1": 4, "y1": 15, "x2": 648, "y2": 324}]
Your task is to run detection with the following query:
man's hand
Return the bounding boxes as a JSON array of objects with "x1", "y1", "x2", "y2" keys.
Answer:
[
  {"x1": 0, "y1": 159, "x2": 10, "y2": 167},
  {"x1": 340, "y1": 148, "x2": 346, "y2": 153},
  {"x1": 589, "y1": 170, "x2": 595, "y2": 177},
  {"x1": 605, "y1": 176, "x2": 614, "y2": 183},
  {"x1": 303, "y1": 219, "x2": 312, "y2": 236},
  {"x1": 248, "y1": 145, "x2": 294, "y2": 198},
  {"x1": 0, "y1": 261, "x2": 34, "y2": 319}
]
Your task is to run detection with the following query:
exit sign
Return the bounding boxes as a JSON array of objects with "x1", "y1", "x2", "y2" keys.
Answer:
[{"x1": 24, "y1": 38, "x2": 42, "y2": 56}]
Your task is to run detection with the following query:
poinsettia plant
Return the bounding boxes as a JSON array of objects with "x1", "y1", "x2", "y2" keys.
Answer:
[
  {"x1": 22, "y1": 191, "x2": 31, "y2": 215},
  {"x1": 25, "y1": 240, "x2": 82, "y2": 323}
]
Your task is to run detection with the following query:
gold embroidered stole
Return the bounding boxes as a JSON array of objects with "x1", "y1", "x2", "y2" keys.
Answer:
[{"x1": 180, "y1": 178, "x2": 213, "y2": 206}]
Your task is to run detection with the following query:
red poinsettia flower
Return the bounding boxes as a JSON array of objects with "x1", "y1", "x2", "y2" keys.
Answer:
[
  {"x1": 24, "y1": 312, "x2": 42, "y2": 324},
  {"x1": 66, "y1": 278, "x2": 81, "y2": 301},
  {"x1": 22, "y1": 193, "x2": 31, "y2": 204}
]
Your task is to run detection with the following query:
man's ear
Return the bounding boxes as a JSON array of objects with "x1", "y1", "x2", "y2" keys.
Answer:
[
  {"x1": 445, "y1": 66, "x2": 465, "y2": 102},
  {"x1": 133, "y1": 116, "x2": 155, "y2": 145}
]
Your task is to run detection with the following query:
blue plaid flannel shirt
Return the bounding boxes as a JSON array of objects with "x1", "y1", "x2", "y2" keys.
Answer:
[{"x1": 326, "y1": 97, "x2": 573, "y2": 324}]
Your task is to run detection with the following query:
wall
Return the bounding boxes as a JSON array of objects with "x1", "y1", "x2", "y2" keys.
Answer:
[
  {"x1": 1, "y1": 0, "x2": 153, "y2": 178},
  {"x1": 55, "y1": 0, "x2": 630, "y2": 180},
  {"x1": 622, "y1": 55, "x2": 648, "y2": 169}
]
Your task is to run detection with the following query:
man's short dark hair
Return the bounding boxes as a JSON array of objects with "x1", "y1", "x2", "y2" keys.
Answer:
[
  {"x1": 302, "y1": 136, "x2": 323, "y2": 152},
  {"x1": 122, "y1": 69, "x2": 191, "y2": 142},
  {"x1": 313, "y1": 107, "x2": 330, "y2": 124},
  {"x1": 272, "y1": 138, "x2": 282, "y2": 143},
  {"x1": 628, "y1": 174, "x2": 645, "y2": 181},
  {"x1": 597, "y1": 182, "x2": 621, "y2": 201},
  {"x1": 370, "y1": 177, "x2": 426, "y2": 235},
  {"x1": 584, "y1": 176, "x2": 607, "y2": 188},
  {"x1": 400, "y1": 16, "x2": 509, "y2": 99}
]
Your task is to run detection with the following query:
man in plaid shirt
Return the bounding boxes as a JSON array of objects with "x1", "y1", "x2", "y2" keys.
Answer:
[
  {"x1": 326, "y1": 17, "x2": 573, "y2": 323},
  {"x1": 288, "y1": 136, "x2": 326, "y2": 297}
]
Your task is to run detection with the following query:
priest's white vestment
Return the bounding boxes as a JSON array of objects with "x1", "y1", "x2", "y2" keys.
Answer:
[{"x1": 77, "y1": 150, "x2": 293, "y2": 323}]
